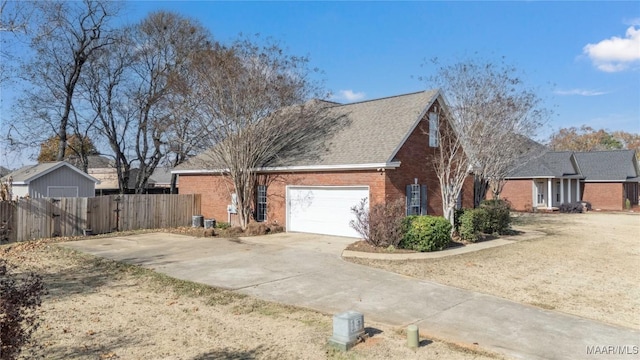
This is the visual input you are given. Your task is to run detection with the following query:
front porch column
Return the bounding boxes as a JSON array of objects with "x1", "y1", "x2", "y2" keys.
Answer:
[
  {"x1": 560, "y1": 178, "x2": 564, "y2": 204},
  {"x1": 576, "y1": 181, "x2": 581, "y2": 202},
  {"x1": 568, "y1": 179, "x2": 572, "y2": 203},
  {"x1": 547, "y1": 178, "x2": 553, "y2": 208}
]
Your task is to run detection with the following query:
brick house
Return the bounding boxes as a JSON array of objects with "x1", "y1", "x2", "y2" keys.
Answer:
[
  {"x1": 499, "y1": 150, "x2": 639, "y2": 211},
  {"x1": 174, "y1": 90, "x2": 473, "y2": 237}
]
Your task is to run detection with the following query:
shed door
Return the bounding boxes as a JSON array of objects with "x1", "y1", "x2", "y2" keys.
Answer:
[{"x1": 287, "y1": 186, "x2": 369, "y2": 238}]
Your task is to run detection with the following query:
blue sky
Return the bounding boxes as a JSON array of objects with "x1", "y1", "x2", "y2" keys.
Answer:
[{"x1": 2, "y1": 1, "x2": 639, "y2": 167}]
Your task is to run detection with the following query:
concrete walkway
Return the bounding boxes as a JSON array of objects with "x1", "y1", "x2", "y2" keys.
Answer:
[{"x1": 61, "y1": 232, "x2": 639, "y2": 360}]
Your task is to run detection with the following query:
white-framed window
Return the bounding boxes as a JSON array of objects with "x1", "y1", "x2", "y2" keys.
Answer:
[
  {"x1": 256, "y1": 185, "x2": 267, "y2": 222},
  {"x1": 406, "y1": 183, "x2": 427, "y2": 215},
  {"x1": 429, "y1": 112, "x2": 439, "y2": 147},
  {"x1": 228, "y1": 193, "x2": 238, "y2": 214},
  {"x1": 536, "y1": 182, "x2": 545, "y2": 204}
]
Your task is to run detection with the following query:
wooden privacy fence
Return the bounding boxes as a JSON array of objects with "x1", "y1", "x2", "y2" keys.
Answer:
[{"x1": 0, "y1": 194, "x2": 201, "y2": 244}]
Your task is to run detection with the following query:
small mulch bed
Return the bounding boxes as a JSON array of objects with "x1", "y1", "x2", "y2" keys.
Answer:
[
  {"x1": 345, "y1": 238, "x2": 493, "y2": 254},
  {"x1": 345, "y1": 241, "x2": 416, "y2": 254}
]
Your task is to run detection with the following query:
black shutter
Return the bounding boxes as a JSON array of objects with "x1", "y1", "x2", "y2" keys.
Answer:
[
  {"x1": 420, "y1": 185, "x2": 427, "y2": 215},
  {"x1": 406, "y1": 184, "x2": 411, "y2": 216}
]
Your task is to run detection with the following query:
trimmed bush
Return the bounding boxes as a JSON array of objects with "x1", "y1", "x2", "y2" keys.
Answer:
[
  {"x1": 559, "y1": 202, "x2": 584, "y2": 213},
  {"x1": 458, "y1": 208, "x2": 488, "y2": 242},
  {"x1": 453, "y1": 208, "x2": 467, "y2": 233},
  {"x1": 479, "y1": 199, "x2": 511, "y2": 234},
  {"x1": 400, "y1": 215, "x2": 452, "y2": 252}
]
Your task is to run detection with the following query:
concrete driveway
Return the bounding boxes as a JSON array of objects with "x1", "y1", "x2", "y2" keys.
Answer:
[{"x1": 61, "y1": 232, "x2": 639, "y2": 360}]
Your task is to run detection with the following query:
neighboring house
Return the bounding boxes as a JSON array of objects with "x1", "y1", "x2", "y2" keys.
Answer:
[
  {"x1": 575, "y1": 151, "x2": 640, "y2": 210},
  {"x1": 68, "y1": 155, "x2": 171, "y2": 195},
  {"x1": 174, "y1": 90, "x2": 474, "y2": 237},
  {"x1": 0, "y1": 166, "x2": 10, "y2": 178},
  {"x1": 1, "y1": 161, "x2": 99, "y2": 198},
  {"x1": 67, "y1": 155, "x2": 121, "y2": 193},
  {"x1": 149, "y1": 167, "x2": 176, "y2": 193},
  {"x1": 499, "y1": 150, "x2": 639, "y2": 211}
]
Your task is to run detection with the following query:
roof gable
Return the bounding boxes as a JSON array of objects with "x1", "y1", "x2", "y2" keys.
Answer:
[
  {"x1": 574, "y1": 150, "x2": 639, "y2": 182},
  {"x1": 508, "y1": 151, "x2": 581, "y2": 178},
  {"x1": 2, "y1": 161, "x2": 100, "y2": 184}
]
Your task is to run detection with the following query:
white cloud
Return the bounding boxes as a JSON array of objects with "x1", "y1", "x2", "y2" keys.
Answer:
[
  {"x1": 583, "y1": 26, "x2": 640, "y2": 72},
  {"x1": 332, "y1": 89, "x2": 366, "y2": 102},
  {"x1": 554, "y1": 88, "x2": 608, "y2": 96}
]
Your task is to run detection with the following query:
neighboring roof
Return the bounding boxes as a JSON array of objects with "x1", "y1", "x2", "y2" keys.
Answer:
[
  {"x1": 149, "y1": 167, "x2": 174, "y2": 185},
  {"x1": 574, "y1": 150, "x2": 639, "y2": 182},
  {"x1": 175, "y1": 90, "x2": 440, "y2": 172},
  {"x1": 508, "y1": 151, "x2": 582, "y2": 178},
  {"x1": 1, "y1": 161, "x2": 100, "y2": 184},
  {"x1": 0, "y1": 166, "x2": 10, "y2": 177},
  {"x1": 66, "y1": 155, "x2": 114, "y2": 169},
  {"x1": 508, "y1": 149, "x2": 640, "y2": 182}
]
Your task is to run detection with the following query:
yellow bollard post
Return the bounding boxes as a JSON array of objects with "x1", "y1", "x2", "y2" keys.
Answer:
[{"x1": 407, "y1": 324, "x2": 419, "y2": 348}]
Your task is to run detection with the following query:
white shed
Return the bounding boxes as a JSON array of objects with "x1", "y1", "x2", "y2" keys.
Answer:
[{"x1": 1, "y1": 161, "x2": 99, "y2": 198}]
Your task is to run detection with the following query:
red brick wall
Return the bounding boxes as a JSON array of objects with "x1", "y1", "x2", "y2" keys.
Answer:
[
  {"x1": 582, "y1": 182, "x2": 624, "y2": 211},
  {"x1": 386, "y1": 99, "x2": 470, "y2": 216},
  {"x1": 179, "y1": 171, "x2": 386, "y2": 226},
  {"x1": 179, "y1": 174, "x2": 235, "y2": 222},
  {"x1": 499, "y1": 180, "x2": 534, "y2": 211},
  {"x1": 461, "y1": 175, "x2": 475, "y2": 209}
]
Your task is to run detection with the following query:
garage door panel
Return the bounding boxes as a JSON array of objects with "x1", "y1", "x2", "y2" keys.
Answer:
[{"x1": 287, "y1": 186, "x2": 368, "y2": 238}]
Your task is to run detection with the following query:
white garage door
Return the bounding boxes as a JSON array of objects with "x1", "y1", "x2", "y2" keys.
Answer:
[{"x1": 287, "y1": 186, "x2": 369, "y2": 238}]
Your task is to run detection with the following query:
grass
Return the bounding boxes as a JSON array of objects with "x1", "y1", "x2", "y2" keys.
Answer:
[{"x1": 9, "y1": 235, "x2": 508, "y2": 359}]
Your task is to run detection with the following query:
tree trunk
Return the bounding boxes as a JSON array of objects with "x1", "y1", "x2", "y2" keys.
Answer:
[
  {"x1": 474, "y1": 176, "x2": 488, "y2": 207},
  {"x1": 170, "y1": 174, "x2": 178, "y2": 194}
]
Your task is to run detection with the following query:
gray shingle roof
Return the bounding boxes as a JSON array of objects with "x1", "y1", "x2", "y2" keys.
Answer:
[
  {"x1": 574, "y1": 150, "x2": 639, "y2": 182},
  {"x1": 0, "y1": 166, "x2": 10, "y2": 177},
  {"x1": 176, "y1": 90, "x2": 439, "y2": 171},
  {"x1": 66, "y1": 155, "x2": 114, "y2": 169},
  {"x1": 150, "y1": 167, "x2": 173, "y2": 185},
  {"x1": 509, "y1": 151, "x2": 581, "y2": 178},
  {"x1": 508, "y1": 149, "x2": 640, "y2": 182},
  {"x1": 1, "y1": 161, "x2": 99, "y2": 184}
]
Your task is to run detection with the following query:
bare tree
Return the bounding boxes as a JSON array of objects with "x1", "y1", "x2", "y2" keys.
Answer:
[
  {"x1": 188, "y1": 36, "x2": 341, "y2": 229},
  {"x1": 0, "y1": 0, "x2": 33, "y2": 84},
  {"x1": 0, "y1": 0, "x2": 31, "y2": 33},
  {"x1": 431, "y1": 109, "x2": 470, "y2": 226},
  {"x1": 426, "y1": 57, "x2": 550, "y2": 205},
  {"x1": 14, "y1": 0, "x2": 118, "y2": 170},
  {"x1": 81, "y1": 11, "x2": 212, "y2": 193},
  {"x1": 81, "y1": 30, "x2": 138, "y2": 193}
]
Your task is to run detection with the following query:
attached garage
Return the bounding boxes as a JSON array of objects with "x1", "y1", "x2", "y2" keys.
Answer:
[{"x1": 286, "y1": 186, "x2": 369, "y2": 238}]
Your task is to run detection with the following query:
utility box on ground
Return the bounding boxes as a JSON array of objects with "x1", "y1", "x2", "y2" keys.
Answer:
[{"x1": 328, "y1": 311, "x2": 365, "y2": 351}]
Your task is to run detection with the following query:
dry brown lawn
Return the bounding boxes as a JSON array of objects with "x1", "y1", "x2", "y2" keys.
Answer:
[
  {"x1": 347, "y1": 212, "x2": 640, "y2": 329},
  {"x1": 2, "y1": 237, "x2": 504, "y2": 360}
]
